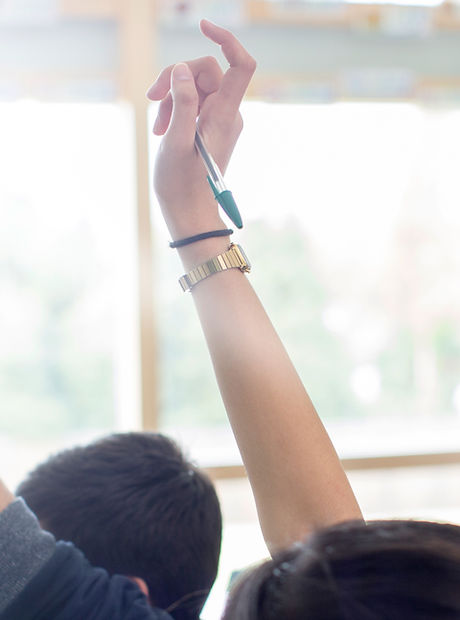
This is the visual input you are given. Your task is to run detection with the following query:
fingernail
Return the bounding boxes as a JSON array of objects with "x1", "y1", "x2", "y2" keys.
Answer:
[
  {"x1": 172, "y1": 63, "x2": 192, "y2": 80},
  {"x1": 153, "y1": 116, "x2": 161, "y2": 134}
]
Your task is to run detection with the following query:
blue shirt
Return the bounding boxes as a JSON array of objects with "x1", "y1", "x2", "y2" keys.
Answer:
[{"x1": 0, "y1": 499, "x2": 172, "y2": 620}]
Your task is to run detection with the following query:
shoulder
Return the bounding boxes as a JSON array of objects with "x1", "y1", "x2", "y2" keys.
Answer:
[{"x1": 0, "y1": 500, "x2": 171, "y2": 620}]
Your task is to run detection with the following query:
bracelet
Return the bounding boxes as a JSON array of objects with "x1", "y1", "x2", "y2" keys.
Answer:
[
  {"x1": 179, "y1": 243, "x2": 251, "y2": 292},
  {"x1": 169, "y1": 229, "x2": 233, "y2": 249}
]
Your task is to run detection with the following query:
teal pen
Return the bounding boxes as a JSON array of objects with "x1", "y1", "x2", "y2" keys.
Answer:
[{"x1": 194, "y1": 129, "x2": 243, "y2": 229}]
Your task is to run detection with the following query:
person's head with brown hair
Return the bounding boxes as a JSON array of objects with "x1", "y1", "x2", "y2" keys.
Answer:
[{"x1": 224, "y1": 519, "x2": 460, "y2": 620}]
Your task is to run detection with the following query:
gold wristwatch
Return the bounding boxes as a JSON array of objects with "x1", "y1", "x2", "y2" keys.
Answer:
[{"x1": 179, "y1": 243, "x2": 251, "y2": 292}]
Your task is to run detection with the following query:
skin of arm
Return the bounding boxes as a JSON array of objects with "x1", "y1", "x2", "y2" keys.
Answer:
[
  {"x1": 0, "y1": 480, "x2": 14, "y2": 513},
  {"x1": 148, "y1": 20, "x2": 363, "y2": 553}
]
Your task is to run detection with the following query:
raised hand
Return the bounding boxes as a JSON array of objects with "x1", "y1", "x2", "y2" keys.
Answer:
[{"x1": 146, "y1": 20, "x2": 256, "y2": 240}]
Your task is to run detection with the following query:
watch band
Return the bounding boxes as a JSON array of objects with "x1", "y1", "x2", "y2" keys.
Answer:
[{"x1": 179, "y1": 243, "x2": 251, "y2": 292}]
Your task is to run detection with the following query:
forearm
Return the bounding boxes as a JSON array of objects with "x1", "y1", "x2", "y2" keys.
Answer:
[
  {"x1": 150, "y1": 20, "x2": 361, "y2": 553},
  {"x1": 0, "y1": 480, "x2": 14, "y2": 513},
  {"x1": 177, "y1": 233, "x2": 362, "y2": 552}
]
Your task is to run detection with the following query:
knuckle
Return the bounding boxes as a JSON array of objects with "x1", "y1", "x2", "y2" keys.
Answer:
[
  {"x1": 245, "y1": 55, "x2": 257, "y2": 75},
  {"x1": 177, "y1": 89, "x2": 198, "y2": 106},
  {"x1": 203, "y1": 56, "x2": 222, "y2": 75},
  {"x1": 204, "y1": 55, "x2": 218, "y2": 67}
]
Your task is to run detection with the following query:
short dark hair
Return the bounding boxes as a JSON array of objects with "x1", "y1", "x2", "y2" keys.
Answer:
[
  {"x1": 17, "y1": 432, "x2": 222, "y2": 620},
  {"x1": 223, "y1": 519, "x2": 460, "y2": 619}
]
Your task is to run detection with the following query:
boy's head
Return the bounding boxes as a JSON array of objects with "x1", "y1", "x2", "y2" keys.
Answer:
[{"x1": 17, "y1": 432, "x2": 222, "y2": 620}]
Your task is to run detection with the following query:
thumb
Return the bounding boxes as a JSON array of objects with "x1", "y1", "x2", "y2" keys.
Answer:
[{"x1": 165, "y1": 63, "x2": 199, "y2": 150}]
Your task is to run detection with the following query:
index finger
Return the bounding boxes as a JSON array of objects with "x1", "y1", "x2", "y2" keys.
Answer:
[
  {"x1": 200, "y1": 19, "x2": 256, "y2": 112},
  {"x1": 147, "y1": 56, "x2": 223, "y2": 101}
]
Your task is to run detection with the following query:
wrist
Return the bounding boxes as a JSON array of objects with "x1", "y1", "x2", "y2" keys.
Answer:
[
  {"x1": 176, "y1": 235, "x2": 232, "y2": 271},
  {"x1": 161, "y1": 196, "x2": 233, "y2": 268},
  {"x1": 159, "y1": 196, "x2": 226, "y2": 241},
  {"x1": 178, "y1": 242, "x2": 250, "y2": 292}
]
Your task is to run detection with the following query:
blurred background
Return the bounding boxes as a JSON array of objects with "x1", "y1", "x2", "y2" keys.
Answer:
[{"x1": 2, "y1": 0, "x2": 460, "y2": 616}]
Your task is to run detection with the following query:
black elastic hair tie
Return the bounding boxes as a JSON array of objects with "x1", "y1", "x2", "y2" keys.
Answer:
[{"x1": 169, "y1": 228, "x2": 233, "y2": 249}]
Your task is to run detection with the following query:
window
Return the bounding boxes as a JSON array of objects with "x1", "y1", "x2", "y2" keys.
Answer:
[
  {"x1": 0, "y1": 101, "x2": 140, "y2": 489},
  {"x1": 153, "y1": 100, "x2": 460, "y2": 465}
]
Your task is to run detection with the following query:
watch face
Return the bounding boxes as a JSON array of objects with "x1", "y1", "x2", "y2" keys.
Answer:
[{"x1": 235, "y1": 244, "x2": 251, "y2": 271}]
